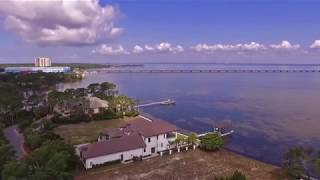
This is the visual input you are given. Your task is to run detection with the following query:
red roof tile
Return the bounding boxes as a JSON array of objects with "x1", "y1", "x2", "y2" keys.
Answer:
[
  {"x1": 127, "y1": 116, "x2": 177, "y2": 137},
  {"x1": 81, "y1": 134, "x2": 146, "y2": 159}
]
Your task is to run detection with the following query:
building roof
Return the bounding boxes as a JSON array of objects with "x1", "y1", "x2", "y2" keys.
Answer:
[
  {"x1": 86, "y1": 97, "x2": 109, "y2": 109},
  {"x1": 80, "y1": 134, "x2": 145, "y2": 159},
  {"x1": 103, "y1": 116, "x2": 177, "y2": 138},
  {"x1": 129, "y1": 116, "x2": 177, "y2": 137}
]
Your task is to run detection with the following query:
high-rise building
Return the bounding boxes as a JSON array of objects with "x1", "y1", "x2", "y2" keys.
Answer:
[{"x1": 34, "y1": 57, "x2": 51, "y2": 67}]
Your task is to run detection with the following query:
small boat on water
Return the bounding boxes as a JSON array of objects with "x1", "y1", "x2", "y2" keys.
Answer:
[
  {"x1": 160, "y1": 99, "x2": 176, "y2": 105},
  {"x1": 213, "y1": 123, "x2": 234, "y2": 137}
]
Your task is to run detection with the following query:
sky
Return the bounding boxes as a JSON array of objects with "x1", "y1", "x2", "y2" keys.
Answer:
[{"x1": 0, "y1": 0, "x2": 320, "y2": 64}]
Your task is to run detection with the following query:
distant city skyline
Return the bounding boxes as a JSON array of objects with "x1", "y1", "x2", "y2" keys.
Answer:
[{"x1": 0, "y1": 0, "x2": 320, "y2": 64}]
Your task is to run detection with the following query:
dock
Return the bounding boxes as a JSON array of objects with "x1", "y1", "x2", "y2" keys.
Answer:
[
  {"x1": 135, "y1": 99, "x2": 175, "y2": 108},
  {"x1": 198, "y1": 130, "x2": 235, "y2": 138}
]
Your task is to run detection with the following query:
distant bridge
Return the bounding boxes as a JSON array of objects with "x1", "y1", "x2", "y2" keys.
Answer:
[{"x1": 96, "y1": 69, "x2": 320, "y2": 73}]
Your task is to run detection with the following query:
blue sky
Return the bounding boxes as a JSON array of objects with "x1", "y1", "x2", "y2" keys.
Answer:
[{"x1": 0, "y1": 0, "x2": 320, "y2": 64}]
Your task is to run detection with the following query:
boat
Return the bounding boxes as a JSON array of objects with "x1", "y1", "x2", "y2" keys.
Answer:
[{"x1": 160, "y1": 99, "x2": 176, "y2": 105}]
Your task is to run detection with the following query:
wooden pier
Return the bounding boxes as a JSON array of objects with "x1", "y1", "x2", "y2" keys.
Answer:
[
  {"x1": 197, "y1": 130, "x2": 235, "y2": 138},
  {"x1": 135, "y1": 99, "x2": 175, "y2": 108}
]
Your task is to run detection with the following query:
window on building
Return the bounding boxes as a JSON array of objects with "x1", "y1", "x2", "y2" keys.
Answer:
[
  {"x1": 148, "y1": 138, "x2": 151, "y2": 142},
  {"x1": 161, "y1": 143, "x2": 163, "y2": 147},
  {"x1": 144, "y1": 148, "x2": 146, "y2": 152}
]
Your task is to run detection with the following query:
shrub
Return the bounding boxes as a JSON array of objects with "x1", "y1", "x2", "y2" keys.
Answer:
[
  {"x1": 215, "y1": 170, "x2": 246, "y2": 180},
  {"x1": 200, "y1": 133, "x2": 223, "y2": 151},
  {"x1": 92, "y1": 110, "x2": 122, "y2": 120},
  {"x1": 282, "y1": 147, "x2": 307, "y2": 179}
]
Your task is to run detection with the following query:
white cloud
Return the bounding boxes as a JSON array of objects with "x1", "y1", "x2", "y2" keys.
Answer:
[
  {"x1": 0, "y1": 0, "x2": 122, "y2": 46},
  {"x1": 270, "y1": 40, "x2": 300, "y2": 50},
  {"x1": 92, "y1": 40, "x2": 308, "y2": 56},
  {"x1": 133, "y1": 42, "x2": 184, "y2": 54},
  {"x1": 132, "y1": 45, "x2": 144, "y2": 54},
  {"x1": 191, "y1": 42, "x2": 266, "y2": 52},
  {"x1": 144, "y1": 45, "x2": 154, "y2": 51},
  {"x1": 94, "y1": 42, "x2": 184, "y2": 56},
  {"x1": 92, "y1": 44, "x2": 129, "y2": 56},
  {"x1": 310, "y1": 40, "x2": 320, "y2": 49},
  {"x1": 145, "y1": 42, "x2": 184, "y2": 53}
]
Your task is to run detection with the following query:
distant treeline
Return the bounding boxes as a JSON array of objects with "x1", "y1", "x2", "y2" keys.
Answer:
[{"x1": 0, "y1": 63, "x2": 111, "y2": 69}]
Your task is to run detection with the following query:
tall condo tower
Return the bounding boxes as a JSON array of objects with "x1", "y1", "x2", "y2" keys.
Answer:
[{"x1": 34, "y1": 57, "x2": 51, "y2": 67}]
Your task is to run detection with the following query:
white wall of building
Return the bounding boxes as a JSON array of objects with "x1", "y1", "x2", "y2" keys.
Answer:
[
  {"x1": 142, "y1": 136, "x2": 157, "y2": 156},
  {"x1": 142, "y1": 133, "x2": 172, "y2": 156},
  {"x1": 85, "y1": 147, "x2": 144, "y2": 169},
  {"x1": 82, "y1": 131, "x2": 177, "y2": 169},
  {"x1": 157, "y1": 134, "x2": 170, "y2": 151}
]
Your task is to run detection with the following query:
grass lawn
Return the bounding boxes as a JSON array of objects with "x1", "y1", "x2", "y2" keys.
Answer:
[
  {"x1": 75, "y1": 149, "x2": 282, "y2": 180},
  {"x1": 54, "y1": 118, "x2": 133, "y2": 145}
]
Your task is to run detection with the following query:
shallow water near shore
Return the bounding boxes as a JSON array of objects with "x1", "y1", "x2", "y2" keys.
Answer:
[{"x1": 60, "y1": 64, "x2": 320, "y2": 165}]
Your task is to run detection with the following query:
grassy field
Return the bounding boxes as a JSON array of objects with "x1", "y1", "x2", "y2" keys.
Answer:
[
  {"x1": 75, "y1": 149, "x2": 282, "y2": 180},
  {"x1": 54, "y1": 118, "x2": 132, "y2": 145}
]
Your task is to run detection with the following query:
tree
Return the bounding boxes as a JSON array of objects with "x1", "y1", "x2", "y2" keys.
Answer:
[
  {"x1": 0, "y1": 84, "x2": 23, "y2": 125},
  {"x1": 27, "y1": 140, "x2": 77, "y2": 179},
  {"x1": 87, "y1": 83, "x2": 100, "y2": 94},
  {"x1": 1, "y1": 160, "x2": 28, "y2": 180},
  {"x1": 100, "y1": 82, "x2": 117, "y2": 97},
  {"x1": 315, "y1": 158, "x2": 320, "y2": 173},
  {"x1": 174, "y1": 135, "x2": 186, "y2": 147},
  {"x1": 24, "y1": 129, "x2": 45, "y2": 150},
  {"x1": 200, "y1": 133, "x2": 223, "y2": 151},
  {"x1": 109, "y1": 95, "x2": 137, "y2": 116},
  {"x1": 187, "y1": 133, "x2": 198, "y2": 145},
  {"x1": 282, "y1": 147, "x2": 307, "y2": 179},
  {"x1": 0, "y1": 123, "x2": 15, "y2": 175}
]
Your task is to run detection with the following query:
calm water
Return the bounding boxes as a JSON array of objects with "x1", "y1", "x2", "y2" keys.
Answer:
[{"x1": 61, "y1": 64, "x2": 320, "y2": 165}]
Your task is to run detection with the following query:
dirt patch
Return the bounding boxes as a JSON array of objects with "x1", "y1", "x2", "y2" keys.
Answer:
[{"x1": 75, "y1": 149, "x2": 282, "y2": 180}]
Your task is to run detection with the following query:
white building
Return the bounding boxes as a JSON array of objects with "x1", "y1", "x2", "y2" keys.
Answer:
[
  {"x1": 4, "y1": 66, "x2": 71, "y2": 73},
  {"x1": 35, "y1": 57, "x2": 51, "y2": 67},
  {"x1": 78, "y1": 116, "x2": 178, "y2": 169}
]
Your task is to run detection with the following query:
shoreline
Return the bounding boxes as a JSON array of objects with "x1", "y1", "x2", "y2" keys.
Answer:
[
  {"x1": 224, "y1": 147, "x2": 281, "y2": 167},
  {"x1": 76, "y1": 148, "x2": 281, "y2": 180},
  {"x1": 141, "y1": 113, "x2": 281, "y2": 167}
]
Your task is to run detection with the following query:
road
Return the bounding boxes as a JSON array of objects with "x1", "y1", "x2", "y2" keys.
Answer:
[{"x1": 3, "y1": 125, "x2": 26, "y2": 159}]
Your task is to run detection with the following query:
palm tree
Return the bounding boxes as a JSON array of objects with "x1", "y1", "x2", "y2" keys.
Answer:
[{"x1": 187, "y1": 133, "x2": 198, "y2": 145}]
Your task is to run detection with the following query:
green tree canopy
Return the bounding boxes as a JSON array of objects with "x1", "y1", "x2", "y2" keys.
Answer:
[
  {"x1": 1, "y1": 160, "x2": 28, "y2": 180},
  {"x1": 200, "y1": 133, "x2": 223, "y2": 151},
  {"x1": 187, "y1": 133, "x2": 198, "y2": 145}
]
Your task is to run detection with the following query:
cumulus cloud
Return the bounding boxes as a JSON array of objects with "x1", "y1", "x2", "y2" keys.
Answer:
[
  {"x1": 93, "y1": 42, "x2": 184, "y2": 56},
  {"x1": 270, "y1": 40, "x2": 300, "y2": 50},
  {"x1": 141, "y1": 42, "x2": 184, "y2": 54},
  {"x1": 92, "y1": 44, "x2": 129, "y2": 55},
  {"x1": 132, "y1": 45, "x2": 144, "y2": 54},
  {"x1": 191, "y1": 42, "x2": 266, "y2": 52},
  {"x1": 310, "y1": 40, "x2": 320, "y2": 49},
  {"x1": 0, "y1": 0, "x2": 122, "y2": 46}
]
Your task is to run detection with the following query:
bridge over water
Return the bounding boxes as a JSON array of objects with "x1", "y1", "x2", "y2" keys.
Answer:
[{"x1": 94, "y1": 69, "x2": 320, "y2": 73}]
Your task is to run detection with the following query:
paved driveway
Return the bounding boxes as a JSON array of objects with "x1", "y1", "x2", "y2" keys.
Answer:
[{"x1": 4, "y1": 125, "x2": 26, "y2": 159}]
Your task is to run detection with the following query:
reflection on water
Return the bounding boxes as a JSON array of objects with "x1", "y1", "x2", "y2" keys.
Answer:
[{"x1": 61, "y1": 67, "x2": 320, "y2": 164}]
